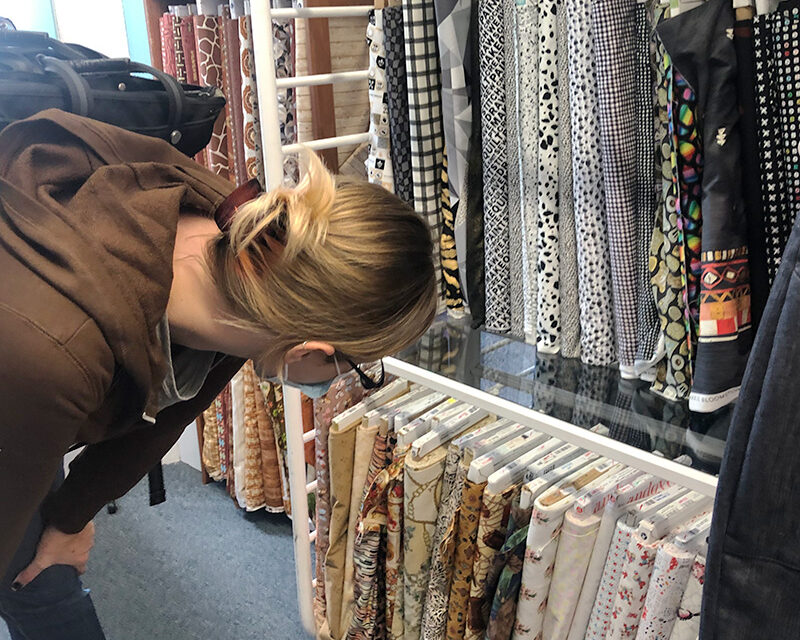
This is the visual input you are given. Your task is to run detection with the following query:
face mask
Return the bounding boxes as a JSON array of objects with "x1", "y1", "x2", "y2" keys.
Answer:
[{"x1": 262, "y1": 356, "x2": 343, "y2": 399}]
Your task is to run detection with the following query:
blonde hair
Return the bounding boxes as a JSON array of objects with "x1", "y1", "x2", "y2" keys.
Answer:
[{"x1": 209, "y1": 152, "x2": 438, "y2": 369}]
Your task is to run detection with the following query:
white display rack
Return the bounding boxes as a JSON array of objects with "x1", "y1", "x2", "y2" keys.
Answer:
[{"x1": 250, "y1": 2, "x2": 719, "y2": 633}]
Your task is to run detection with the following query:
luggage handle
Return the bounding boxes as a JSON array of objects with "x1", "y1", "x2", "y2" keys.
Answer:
[
  {"x1": 69, "y1": 58, "x2": 185, "y2": 138},
  {"x1": 36, "y1": 54, "x2": 92, "y2": 116}
]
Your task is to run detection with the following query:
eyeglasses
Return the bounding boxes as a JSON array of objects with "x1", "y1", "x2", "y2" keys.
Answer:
[{"x1": 342, "y1": 356, "x2": 385, "y2": 390}]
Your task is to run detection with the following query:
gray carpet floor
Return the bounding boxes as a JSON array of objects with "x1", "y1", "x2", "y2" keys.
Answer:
[{"x1": 1, "y1": 462, "x2": 311, "y2": 640}]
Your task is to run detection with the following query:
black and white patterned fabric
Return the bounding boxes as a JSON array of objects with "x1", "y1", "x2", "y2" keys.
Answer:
[
  {"x1": 633, "y1": 3, "x2": 661, "y2": 374},
  {"x1": 383, "y1": 7, "x2": 414, "y2": 206},
  {"x1": 505, "y1": 0, "x2": 526, "y2": 338},
  {"x1": 516, "y1": 0, "x2": 540, "y2": 340},
  {"x1": 366, "y1": 10, "x2": 394, "y2": 193},
  {"x1": 591, "y1": 0, "x2": 640, "y2": 377},
  {"x1": 535, "y1": 0, "x2": 562, "y2": 354},
  {"x1": 567, "y1": 0, "x2": 616, "y2": 366},
  {"x1": 479, "y1": 0, "x2": 511, "y2": 333},
  {"x1": 403, "y1": 0, "x2": 445, "y2": 301},
  {"x1": 556, "y1": 0, "x2": 581, "y2": 360}
]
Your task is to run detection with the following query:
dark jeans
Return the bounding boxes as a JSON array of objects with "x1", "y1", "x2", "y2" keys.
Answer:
[{"x1": 0, "y1": 468, "x2": 105, "y2": 640}]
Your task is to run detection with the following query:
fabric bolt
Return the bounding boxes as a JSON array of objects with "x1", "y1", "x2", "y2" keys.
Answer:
[
  {"x1": 194, "y1": 16, "x2": 230, "y2": 181},
  {"x1": 214, "y1": 394, "x2": 227, "y2": 482},
  {"x1": 669, "y1": 554, "x2": 704, "y2": 640},
  {"x1": 535, "y1": 0, "x2": 562, "y2": 353},
  {"x1": 650, "y1": 15, "x2": 694, "y2": 402},
  {"x1": 486, "y1": 500, "x2": 534, "y2": 640},
  {"x1": 366, "y1": 10, "x2": 395, "y2": 192},
  {"x1": 404, "y1": 445, "x2": 449, "y2": 640},
  {"x1": 635, "y1": 542, "x2": 695, "y2": 640},
  {"x1": 441, "y1": 150, "x2": 466, "y2": 310},
  {"x1": 673, "y1": 71, "x2": 703, "y2": 337},
  {"x1": 607, "y1": 533, "x2": 660, "y2": 640},
  {"x1": 383, "y1": 6, "x2": 414, "y2": 206},
  {"x1": 341, "y1": 421, "x2": 381, "y2": 634},
  {"x1": 465, "y1": 485, "x2": 516, "y2": 640},
  {"x1": 591, "y1": 0, "x2": 641, "y2": 376},
  {"x1": 252, "y1": 371, "x2": 283, "y2": 513},
  {"x1": 171, "y1": 15, "x2": 187, "y2": 83},
  {"x1": 272, "y1": 18, "x2": 299, "y2": 185},
  {"x1": 516, "y1": 0, "x2": 539, "y2": 340},
  {"x1": 262, "y1": 383, "x2": 291, "y2": 513},
  {"x1": 479, "y1": 0, "x2": 511, "y2": 333},
  {"x1": 505, "y1": 0, "x2": 525, "y2": 338},
  {"x1": 241, "y1": 363, "x2": 266, "y2": 511},
  {"x1": 201, "y1": 404, "x2": 222, "y2": 481},
  {"x1": 753, "y1": 8, "x2": 800, "y2": 284},
  {"x1": 222, "y1": 15, "x2": 247, "y2": 186},
  {"x1": 446, "y1": 478, "x2": 487, "y2": 639},
  {"x1": 556, "y1": 0, "x2": 581, "y2": 359},
  {"x1": 633, "y1": 5, "x2": 660, "y2": 371},
  {"x1": 403, "y1": 0, "x2": 445, "y2": 301},
  {"x1": 219, "y1": 11, "x2": 238, "y2": 190},
  {"x1": 239, "y1": 16, "x2": 265, "y2": 187},
  {"x1": 733, "y1": 19, "x2": 769, "y2": 332},
  {"x1": 658, "y1": 0, "x2": 754, "y2": 413},
  {"x1": 179, "y1": 16, "x2": 200, "y2": 85},
  {"x1": 314, "y1": 374, "x2": 367, "y2": 631},
  {"x1": 585, "y1": 518, "x2": 636, "y2": 640},
  {"x1": 324, "y1": 414, "x2": 359, "y2": 640},
  {"x1": 566, "y1": 0, "x2": 616, "y2": 366},
  {"x1": 421, "y1": 446, "x2": 467, "y2": 640},
  {"x1": 161, "y1": 14, "x2": 176, "y2": 77},
  {"x1": 542, "y1": 510, "x2": 603, "y2": 640},
  {"x1": 385, "y1": 445, "x2": 409, "y2": 640}
]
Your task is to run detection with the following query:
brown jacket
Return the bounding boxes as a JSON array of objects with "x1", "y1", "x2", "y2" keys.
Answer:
[{"x1": 0, "y1": 110, "x2": 245, "y2": 576}]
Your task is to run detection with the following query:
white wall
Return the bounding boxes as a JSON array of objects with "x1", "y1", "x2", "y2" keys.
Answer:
[{"x1": 51, "y1": 0, "x2": 130, "y2": 58}]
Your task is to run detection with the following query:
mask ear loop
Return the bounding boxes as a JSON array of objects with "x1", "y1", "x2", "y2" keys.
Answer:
[{"x1": 333, "y1": 353, "x2": 343, "y2": 377}]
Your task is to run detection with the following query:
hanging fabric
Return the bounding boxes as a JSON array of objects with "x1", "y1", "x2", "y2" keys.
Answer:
[
  {"x1": 272, "y1": 17, "x2": 299, "y2": 184},
  {"x1": 239, "y1": 15, "x2": 266, "y2": 186},
  {"x1": 478, "y1": 0, "x2": 512, "y2": 333},
  {"x1": 440, "y1": 149, "x2": 466, "y2": 311},
  {"x1": 383, "y1": 7, "x2": 414, "y2": 206},
  {"x1": 366, "y1": 10, "x2": 395, "y2": 192},
  {"x1": 403, "y1": 0, "x2": 446, "y2": 305},
  {"x1": 201, "y1": 403, "x2": 223, "y2": 481},
  {"x1": 241, "y1": 362, "x2": 267, "y2": 511},
  {"x1": 669, "y1": 554, "x2": 704, "y2": 640},
  {"x1": 566, "y1": 0, "x2": 616, "y2": 366},
  {"x1": 222, "y1": 12, "x2": 247, "y2": 186}
]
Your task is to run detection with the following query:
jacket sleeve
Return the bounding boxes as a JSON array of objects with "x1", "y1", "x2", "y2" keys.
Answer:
[
  {"x1": 0, "y1": 312, "x2": 109, "y2": 578},
  {"x1": 40, "y1": 357, "x2": 245, "y2": 535}
]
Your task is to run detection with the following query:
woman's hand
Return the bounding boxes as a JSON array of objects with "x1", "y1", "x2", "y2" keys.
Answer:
[{"x1": 12, "y1": 521, "x2": 95, "y2": 590}]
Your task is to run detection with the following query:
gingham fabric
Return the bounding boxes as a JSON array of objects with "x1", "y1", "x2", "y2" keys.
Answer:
[
  {"x1": 566, "y1": 0, "x2": 616, "y2": 366},
  {"x1": 591, "y1": 0, "x2": 640, "y2": 377},
  {"x1": 403, "y1": 0, "x2": 445, "y2": 301},
  {"x1": 383, "y1": 7, "x2": 414, "y2": 206},
  {"x1": 479, "y1": 0, "x2": 511, "y2": 333}
]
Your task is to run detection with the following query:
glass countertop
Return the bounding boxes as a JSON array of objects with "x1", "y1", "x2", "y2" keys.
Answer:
[{"x1": 396, "y1": 315, "x2": 733, "y2": 476}]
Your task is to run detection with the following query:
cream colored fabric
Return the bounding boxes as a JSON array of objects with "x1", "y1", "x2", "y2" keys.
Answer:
[
  {"x1": 339, "y1": 420, "x2": 380, "y2": 633},
  {"x1": 230, "y1": 369, "x2": 247, "y2": 508},
  {"x1": 635, "y1": 541, "x2": 695, "y2": 639},
  {"x1": 324, "y1": 416, "x2": 359, "y2": 639},
  {"x1": 404, "y1": 445, "x2": 449, "y2": 640},
  {"x1": 668, "y1": 554, "x2": 705, "y2": 640},
  {"x1": 543, "y1": 509, "x2": 602, "y2": 639}
]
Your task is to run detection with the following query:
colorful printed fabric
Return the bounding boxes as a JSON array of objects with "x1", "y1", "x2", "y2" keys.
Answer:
[
  {"x1": 441, "y1": 149, "x2": 465, "y2": 311},
  {"x1": 272, "y1": 18, "x2": 299, "y2": 185},
  {"x1": 479, "y1": 0, "x2": 511, "y2": 333},
  {"x1": 566, "y1": 0, "x2": 616, "y2": 366},
  {"x1": 170, "y1": 15, "x2": 187, "y2": 83},
  {"x1": 421, "y1": 446, "x2": 465, "y2": 640},
  {"x1": 486, "y1": 500, "x2": 533, "y2": 640},
  {"x1": 383, "y1": 6, "x2": 413, "y2": 206},
  {"x1": 179, "y1": 16, "x2": 200, "y2": 85},
  {"x1": 194, "y1": 16, "x2": 230, "y2": 181},
  {"x1": 404, "y1": 445, "x2": 449, "y2": 639},
  {"x1": 201, "y1": 403, "x2": 222, "y2": 481},
  {"x1": 446, "y1": 478, "x2": 487, "y2": 639},
  {"x1": 403, "y1": 0, "x2": 445, "y2": 301},
  {"x1": 465, "y1": 485, "x2": 516, "y2": 640},
  {"x1": 585, "y1": 519, "x2": 635, "y2": 640},
  {"x1": 160, "y1": 14, "x2": 177, "y2": 77},
  {"x1": 668, "y1": 554, "x2": 704, "y2": 640},
  {"x1": 607, "y1": 533, "x2": 660, "y2": 640},
  {"x1": 592, "y1": 0, "x2": 642, "y2": 377},
  {"x1": 313, "y1": 374, "x2": 367, "y2": 630},
  {"x1": 386, "y1": 446, "x2": 410, "y2": 640},
  {"x1": 239, "y1": 16, "x2": 265, "y2": 187},
  {"x1": 635, "y1": 542, "x2": 695, "y2": 639},
  {"x1": 535, "y1": 0, "x2": 562, "y2": 353},
  {"x1": 542, "y1": 510, "x2": 603, "y2": 639},
  {"x1": 252, "y1": 370, "x2": 284, "y2": 513},
  {"x1": 673, "y1": 70, "x2": 703, "y2": 336},
  {"x1": 366, "y1": 10, "x2": 394, "y2": 192},
  {"x1": 753, "y1": 7, "x2": 800, "y2": 283},
  {"x1": 242, "y1": 363, "x2": 266, "y2": 511},
  {"x1": 222, "y1": 15, "x2": 246, "y2": 186},
  {"x1": 650, "y1": 14, "x2": 694, "y2": 402}
]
